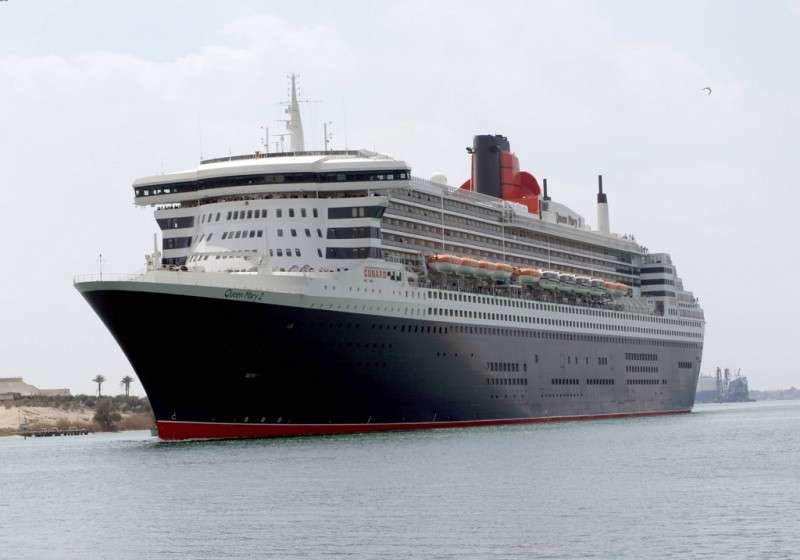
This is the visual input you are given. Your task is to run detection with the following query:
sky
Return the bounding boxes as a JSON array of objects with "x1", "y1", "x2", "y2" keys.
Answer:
[{"x1": 0, "y1": 0, "x2": 798, "y2": 394}]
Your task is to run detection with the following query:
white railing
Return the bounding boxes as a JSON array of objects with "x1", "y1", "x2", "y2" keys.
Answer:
[{"x1": 73, "y1": 273, "x2": 146, "y2": 283}]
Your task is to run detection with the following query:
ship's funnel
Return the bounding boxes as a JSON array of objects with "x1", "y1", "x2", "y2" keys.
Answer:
[
  {"x1": 596, "y1": 174, "x2": 610, "y2": 235},
  {"x1": 471, "y1": 134, "x2": 509, "y2": 198}
]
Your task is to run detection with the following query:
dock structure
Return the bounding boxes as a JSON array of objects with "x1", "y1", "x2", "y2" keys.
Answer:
[{"x1": 20, "y1": 428, "x2": 92, "y2": 439}]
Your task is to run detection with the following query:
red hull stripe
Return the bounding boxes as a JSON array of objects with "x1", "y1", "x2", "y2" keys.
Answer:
[{"x1": 155, "y1": 409, "x2": 691, "y2": 441}]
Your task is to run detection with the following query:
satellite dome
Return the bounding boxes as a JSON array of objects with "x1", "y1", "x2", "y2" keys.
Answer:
[{"x1": 430, "y1": 172, "x2": 448, "y2": 185}]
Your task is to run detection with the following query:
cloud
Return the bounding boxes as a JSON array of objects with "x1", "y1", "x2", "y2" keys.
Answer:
[{"x1": 0, "y1": 4, "x2": 798, "y2": 393}]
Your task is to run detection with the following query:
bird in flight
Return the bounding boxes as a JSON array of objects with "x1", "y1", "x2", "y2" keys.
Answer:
[{"x1": 701, "y1": 87, "x2": 712, "y2": 95}]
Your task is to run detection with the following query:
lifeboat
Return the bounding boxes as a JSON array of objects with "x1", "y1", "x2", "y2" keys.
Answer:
[
  {"x1": 604, "y1": 281, "x2": 630, "y2": 297},
  {"x1": 494, "y1": 263, "x2": 514, "y2": 282},
  {"x1": 590, "y1": 278, "x2": 607, "y2": 297},
  {"x1": 516, "y1": 267, "x2": 542, "y2": 286},
  {"x1": 477, "y1": 260, "x2": 495, "y2": 279},
  {"x1": 575, "y1": 276, "x2": 592, "y2": 295},
  {"x1": 460, "y1": 257, "x2": 481, "y2": 276},
  {"x1": 539, "y1": 270, "x2": 561, "y2": 291},
  {"x1": 558, "y1": 273, "x2": 577, "y2": 293},
  {"x1": 427, "y1": 254, "x2": 458, "y2": 274}
]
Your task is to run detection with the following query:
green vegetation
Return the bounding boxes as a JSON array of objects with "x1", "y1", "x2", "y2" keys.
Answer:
[
  {"x1": 93, "y1": 399, "x2": 122, "y2": 431},
  {"x1": 92, "y1": 374, "x2": 106, "y2": 397},
  {"x1": 3, "y1": 394, "x2": 152, "y2": 413}
]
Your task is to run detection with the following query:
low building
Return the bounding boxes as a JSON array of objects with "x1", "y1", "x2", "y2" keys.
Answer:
[{"x1": 0, "y1": 377, "x2": 71, "y2": 397}]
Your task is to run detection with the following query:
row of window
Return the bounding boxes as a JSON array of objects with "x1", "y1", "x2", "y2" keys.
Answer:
[
  {"x1": 157, "y1": 216, "x2": 194, "y2": 230},
  {"x1": 163, "y1": 236, "x2": 192, "y2": 250},
  {"x1": 625, "y1": 353, "x2": 658, "y2": 361},
  {"x1": 135, "y1": 169, "x2": 410, "y2": 197},
  {"x1": 598, "y1": 357, "x2": 609, "y2": 365},
  {"x1": 641, "y1": 278, "x2": 675, "y2": 286},
  {"x1": 641, "y1": 290, "x2": 677, "y2": 298},
  {"x1": 221, "y1": 230, "x2": 262, "y2": 240},
  {"x1": 269, "y1": 248, "x2": 304, "y2": 257},
  {"x1": 326, "y1": 247, "x2": 383, "y2": 259},
  {"x1": 429, "y1": 306, "x2": 700, "y2": 339},
  {"x1": 328, "y1": 206, "x2": 385, "y2": 219},
  {"x1": 587, "y1": 378, "x2": 615, "y2": 385},
  {"x1": 286, "y1": 319, "x2": 702, "y2": 351},
  {"x1": 625, "y1": 365, "x2": 659, "y2": 373},
  {"x1": 487, "y1": 362, "x2": 524, "y2": 373},
  {"x1": 626, "y1": 379, "x2": 667, "y2": 385},
  {"x1": 552, "y1": 378, "x2": 580, "y2": 385},
  {"x1": 678, "y1": 361, "x2": 693, "y2": 369},
  {"x1": 487, "y1": 377, "x2": 528, "y2": 386},
  {"x1": 327, "y1": 226, "x2": 381, "y2": 239},
  {"x1": 277, "y1": 228, "x2": 323, "y2": 238},
  {"x1": 428, "y1": 290, "x2": 701, "y2": 329}
]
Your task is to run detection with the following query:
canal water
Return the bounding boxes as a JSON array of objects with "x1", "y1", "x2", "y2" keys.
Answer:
[{"x1": 1, "y1": 400, "x2": 798, "y2": 559}]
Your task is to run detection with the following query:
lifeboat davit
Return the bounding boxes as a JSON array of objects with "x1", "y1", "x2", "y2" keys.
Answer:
[
  {"x1": 604, "y1": 281, "x2": 630, "y2": 297},
  {"x1": 539, "y1": 270, "x2": 561, "y2": 291},
  {"x1": 516, "y1": 267, "x2": 542, "y2": 285},
  {"x1": 494, "y1": 263, "x2": 514, "y2": 281}
]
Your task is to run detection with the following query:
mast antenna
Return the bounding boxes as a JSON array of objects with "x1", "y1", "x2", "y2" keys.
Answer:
[
  {"x1": 279, "y1": 73, "x2": 321, "y2": 152},
  {"x1": 323, "y1": 121, "x2": 333, "y2": 152}
]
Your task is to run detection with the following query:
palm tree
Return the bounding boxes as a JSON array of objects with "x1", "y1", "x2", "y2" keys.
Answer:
[
  {"x1": 121, "y1": 375, "x2": 134, "y2": 398},
  {"x1": 92, "y1": 374, "x2": 106, "y2": 397}
]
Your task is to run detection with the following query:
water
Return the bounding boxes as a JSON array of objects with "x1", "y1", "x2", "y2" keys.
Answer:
[{"x1": 1, "y1": 400, "x2": 798, "y2": 559}]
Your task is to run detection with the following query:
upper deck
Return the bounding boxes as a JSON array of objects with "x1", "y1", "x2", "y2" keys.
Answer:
[{"x1": 133, "y1": 150, "x2": 411, "y2": 205}]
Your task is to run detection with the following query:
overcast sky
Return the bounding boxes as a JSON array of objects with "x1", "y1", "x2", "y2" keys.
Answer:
[{"x1": 1, "y1": 1, "x2": 798, "y2": 394}]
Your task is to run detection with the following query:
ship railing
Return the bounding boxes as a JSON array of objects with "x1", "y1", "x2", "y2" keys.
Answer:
[{"x1": 73, "y1": 273, "x2": 148, "y2": 283}]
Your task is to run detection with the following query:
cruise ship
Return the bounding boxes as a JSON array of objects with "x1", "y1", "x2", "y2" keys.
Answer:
[{"x1": 75, "y1": 77, "x2": 705, "y2": 440}]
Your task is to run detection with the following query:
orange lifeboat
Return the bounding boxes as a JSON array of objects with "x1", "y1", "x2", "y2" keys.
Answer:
[
  {"x1": 604, "y1": 281, "x2": 630, "y2": 297},
  {"x1": 460, "y1": 257, "x2": 480, "y2": 276},
  {"x1": 516, "y1": 267, "x2": 542, "y2": 286},
  {"x1": 494, "y1": 263, "x2": 514, "y2": 281},
  {"x1": 477, "y1": 260, "x2": 495, "y2": 279},
  {"x1": 427, "y1": 254, "x2": 458, "y2": 274}
]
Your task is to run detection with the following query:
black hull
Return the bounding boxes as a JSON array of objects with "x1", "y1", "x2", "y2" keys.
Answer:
[{"x1": 80, "y1": 285, "x2": 700, "y2": 439}]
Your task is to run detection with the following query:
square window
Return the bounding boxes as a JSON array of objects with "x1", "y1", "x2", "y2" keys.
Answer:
[
  {"x1": 269, "y1": 249, "x2": 274, "y2": 256},
  {"x1": 222, "y1": 232, "x2": 228, "y2": 239},
  {"x1": 277, "y1": 249, "x2": 283, "y2": 256},
  {"x1": 257, "y1": 230, "x2": 263, "y2": 238},
  {"x1": 289, "y1": 209, "x2": 295, "y2": 217},
  {"x1": 215, "y1": 213, "x2": 220, "y2": 222},
  {"x1": 277, "y1": 229, "x2": 283, "y2": 237},
  {"x1": 317, "y1": 229, "x2": 323, "y2": 237},
  {"x1": 317, "y1": 248, "x2": 322, "y2": 257},
  {"x1": 305, "y1": 229, "x2": 311, "y2": 237},
  {"x1": 277, "y1": 209, "x2": 282, "y2": 218},
  {"x1": 313, "y1": 208, "x2": 318, "y2": 218},
  {"x1": 206, "y1": 233, "x2": 213, "y2": 241},
  {"x1": 261, "y1": 209, "x2": 267, "y2": 218},
  {"x1": 301, "y1": 208, "x2": 307, "y2": 218},
  {"x1": 247, "y1": 210, "x2": 253, "y2": 219},
  {"x1": 249, "y1": 231, "x2": 255, "y2": 238},
  {"x1": 226, "y1": 211, "x2": 232, "y2": 220},
  {"x1": 235, "y1": 231, "x2": 242, "y2": 239},
  {"x1": 295, "y1": 249, "x2": 301, "y2": 257},
  {"x1": 291, "y1": 229, "x2": 297, "y2": 237}
]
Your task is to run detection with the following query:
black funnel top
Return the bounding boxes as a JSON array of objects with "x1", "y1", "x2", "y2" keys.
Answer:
[
  {"x1": 597, "y1": 174, "x2": 607, "y2": 204},
  {"x1": 471, "y1": 135, "x2": 509, "y2": 199}
]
